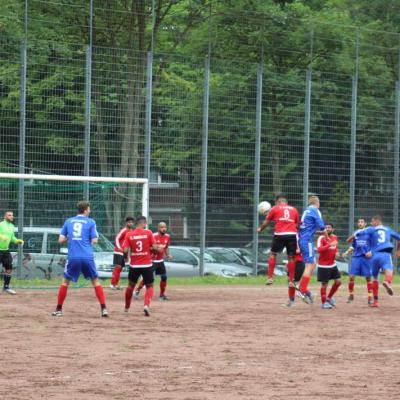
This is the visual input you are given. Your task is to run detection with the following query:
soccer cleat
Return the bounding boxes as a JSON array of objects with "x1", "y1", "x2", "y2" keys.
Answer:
[
  {"x1": 110, "y1": 284, "x2": 117, "y2": 290},
  {"x1": 302, "y1": 291, "x2": 314, "y2": 305},
  {"x1": 328, "y1": 298, "x2": 337, "y2": 308},
  {"x1": 265, "y1": 278, "x2": 273, "y2": 285},
  {"x1": 368, "y1": 298, "x2": 373, "y2": 306},
  {"x1": 346, "y1": 293, "x2": 354, "y2": 303},
  {"x1": 143, "y1": 305, "x2": 150, "y2": 316},
  {"x1": 282, "y1": 300, "x2": 295, "y2": 308},
  {"x1": 3, "y1": 288, "x2": 16, "y2": 295},
  {"x1": 370, "y1": 300, "x2": 379, "y2": 308},
  {"x1": 383, "y1": 281, "x2": 394, "y2": 296},
  {"x1": 101, "y1": 308, "x2": 109, "y2": 317},
  {"x1": 124, "y1": 308, "x2": 129, "y2": 313},
  {"x1": 322, "y1": 302, "x2": 333, "y2": 309},
  {"x1": 133, "y1": 291, "x2": 140, "y2": 300},
  {"x1": 159, "y1": 295, "x2": 170, "y2": 301},
  {"x1": 52, "y1": 310, "x2": 63, "y2": 317}
]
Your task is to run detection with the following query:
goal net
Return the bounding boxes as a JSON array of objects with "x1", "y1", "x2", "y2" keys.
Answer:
[{"x1": 0, "y1": 173, "x2": 148, "y2": 282}]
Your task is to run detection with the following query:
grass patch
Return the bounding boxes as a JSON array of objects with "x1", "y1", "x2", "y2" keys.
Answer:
[{"x1": 9, "y1": 273, "x2": 400, "y2": 289}]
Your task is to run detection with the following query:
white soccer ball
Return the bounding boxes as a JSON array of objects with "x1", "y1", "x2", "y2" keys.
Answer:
[{"x1": 258, "y1": 201, "x2": 271, "y2": 215}]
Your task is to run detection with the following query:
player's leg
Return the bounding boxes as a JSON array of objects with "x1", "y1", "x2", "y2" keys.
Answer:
[
  {"x1": 347, "y1": 275, "x2": 355, "y2": 302},
  {"x1": 317, "y1": 267, "x2": 330, "y2": 308},
  {"x1": 82, "y1": 260, "x2": 108, "y2": 317},
  {"x1": 2, "y1": 251, "x2": 16, "y2": 295},
  {"x1": 381, "y1": 253, "x2": 394, "y2": 296},
  {"x1": 267, "y1": 236, "x2": 284, "y2": 285},
  {"x1": 110, "y1": 254, "x2": 124, "y2": 290},
  {"x1": 134, "y1": 278, "x2": 145, "y2": 299},
  {"x1": 142, "y1": 268, "x2": 155, "y2": 316},
  {"x1": 125, "y1": 268, "x2": 139, "y2": 312},
  {"x1": 298, "y1": 239, "x2": 315, "y2": 303},
  {"x1": 326, "y1": 267, "x2": 341, "y2": 307},
  {"x1": 361, "y1": 257, "x2": 373, "y2": 305},
  {"x1": 155, "y1": 262, "x2": 168, "y2": 300},
  {"x1": 52, "y1": 277, "x2": 71, "y2": 316},
  {"x1": 370, "y1": 256, "x2": 380, "y2": 307}
]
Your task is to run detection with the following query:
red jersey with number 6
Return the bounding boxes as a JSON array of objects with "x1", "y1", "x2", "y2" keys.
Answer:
[
  {"x1": 265, "y1": 205, "x2": 300, "y2": 235},
  {"x1": 122, "y1": 227, "x2": 155, "y2": 268},
  {"x1": 153, "y1": 232, "x2": 170, "y2": 263}
]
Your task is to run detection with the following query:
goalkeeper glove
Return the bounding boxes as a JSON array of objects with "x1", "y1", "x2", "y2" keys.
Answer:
[{"x1": 16, "y1": 239, "x2": 24, "y2": 245}]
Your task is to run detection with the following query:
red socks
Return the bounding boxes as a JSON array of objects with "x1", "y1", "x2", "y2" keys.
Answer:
[
  {"x1": 94, "y1": 285, "x2": 106, "y2": 307},
  {"x1": 111, "y1": 265, "x2": 122, "y2": 286},
  {"x1": 287, "y1": 260, "x2": 295, "y2": 282},
  {"x1": 160, "y1": 280, "x2": 167, "y2": 296},
  {"x1": 56, "y1": 284, "x2": 68, "y2": 309},
  {"x1": 125, "y1": 286, "x2": 134, "y2": 309},
  {"x1": 300, "y1": 276, "x2": 310, "y2": 294},
  {"x1": 320, "y1": 286, "x2": 327, "y2": 303},
  {"x1": 288, "y1": 286, "x2": 295, "y2": 301},
  {"x1": 268, "y1": 257, "x2": 276, "y2": 279},
  {"x1": 367, "y1": 281, "x2": 373, "y2": 299},
  {"x1": 372, "y1": 280, "x2": 379, "y2": 300},
  {"x1": 328, "y1": 282, "x2": 341, "y2": 299},
  {"x1": 385, "y1": 272, "x2": 393, "y2": 285},
  {"x1": 144, "y1": 286, "x2": 154, "y2": 306},
  {"x1": 348, "y1": 279, "x2": 355, "y2": 294},
  {"x1": 137, "y1": 279, "x2": 145, "y2": 293}
]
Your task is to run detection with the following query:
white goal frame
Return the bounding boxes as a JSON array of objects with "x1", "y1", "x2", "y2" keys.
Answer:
[{"x1": 0, "y1": 173, "x2": 149, "y2": 218}]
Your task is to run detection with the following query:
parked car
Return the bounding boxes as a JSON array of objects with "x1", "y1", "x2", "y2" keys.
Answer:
[
  {"x1": 10, "y1": 227, "x2": 115, "y2": 279},
  {"x1": 207, "y1": 247, "x2": 286, "y2": 276}
]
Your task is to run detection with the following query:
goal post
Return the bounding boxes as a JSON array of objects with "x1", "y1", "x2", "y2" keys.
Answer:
[{"x1": 0, "y1": 173, "x2": 149, "y2": 281}]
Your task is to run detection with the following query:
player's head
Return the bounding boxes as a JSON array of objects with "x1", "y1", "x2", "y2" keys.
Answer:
[
  {"x1": 308, "y1": 195, "x2": 320, "y2": 208},
  {"x1": 135, "y1": 216, "x2": 147, "y2": 228},
  {"x1": 76, "y1": 201, "x2": 91, "y2": 215},
  {"x1": 357, "y1": 218, "x2": 366, "y2": 229},
  {"x1": 371, "y1": 215, "x2": 382, "y2": 226},
  {"x1": 158, "y1": 221, "x2": 168, "y2": 234},
  {"x1": 4, "y1": 210, "x2": 14, "y2": 222},
  {"x1": 325, "y1": 223, "x2": 334, "y2": 235},
  {"x1": 125, "y1": 216, "x2": 134, "y2": 229},
  {"x1": 275, "y1": 193, "x2": 287, "y2": 205}
]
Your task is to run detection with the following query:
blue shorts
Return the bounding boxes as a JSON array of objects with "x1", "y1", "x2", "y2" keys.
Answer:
[
  {"x1": 349, "y1": 257, "x2": 371, "y2": 277},
  {"x1": 298, "y1": 238, "x2": 315, "y2": 264},
  {"x1": 371, "y1": 252, "x2": 393, "y2": 278},
  {"x1": 64, "y1": 258, "x2": 98, "y2": 282}
]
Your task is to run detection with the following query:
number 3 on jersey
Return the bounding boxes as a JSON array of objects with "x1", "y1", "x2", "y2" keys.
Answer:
[
  {"x1": 136, "y1": 240, "x2": 143, "y2": 252},
  {"x1": 377, "y1": 230, "x2": 385, "y2": 243}
]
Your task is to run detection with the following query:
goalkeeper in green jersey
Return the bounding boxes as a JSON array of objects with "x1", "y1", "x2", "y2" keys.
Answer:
[{"x1": 0, "y1": 211, "x2": 24, "y2": 294}]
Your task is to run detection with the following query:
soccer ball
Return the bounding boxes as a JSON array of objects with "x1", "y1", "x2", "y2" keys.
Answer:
[{"x1": 258, "y1": 201, "x2": 271, "y2": 215}]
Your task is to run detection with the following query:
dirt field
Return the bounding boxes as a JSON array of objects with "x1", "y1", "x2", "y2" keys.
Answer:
[{"x1": 1, "y1": 284, "x2": 400, "y2": 400}]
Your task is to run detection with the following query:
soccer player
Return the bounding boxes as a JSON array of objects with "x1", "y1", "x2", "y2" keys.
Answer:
[
  {"x1": 0, "y1": 210, "x2": 24, "y2": 294},
  {"x1": 316, "y1": 223, "x2": 341, "y2": 309},
  {"x1": 297, "y1": 195, "x2": 326, "y2": 304},
  {"x1": 123, "y1": 216, "x2": 160, "y2": 317},
  {"x1": 52, "y1": 201, "x2": 108, "y2": 317},
  {"x1": 362, "y1": 216, "x2": 400, "y2": 307},
  {"x1": 257, "y1": 194, "x2": 300, "y2": 285},
  {"x1": 110, "y1": 216, "x2": 135, "y2": 290},
  {"x1": 342, "y1": 218, "x2": 373, "y2": 305},
  {"x1": 134, "y1": 221, "x2": 172, "y2": 300}
]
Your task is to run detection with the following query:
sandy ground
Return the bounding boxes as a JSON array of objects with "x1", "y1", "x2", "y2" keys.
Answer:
[{"x1": 1, "y1": 283, "x2": 400, "y2": 400}]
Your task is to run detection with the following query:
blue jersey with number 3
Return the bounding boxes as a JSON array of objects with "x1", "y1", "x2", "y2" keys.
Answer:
[
  {"x1": 60, "y1": 215, "x2": 98, "y2": 259},
  {"x1": 365, "y1": 225, "x2": 400, "y2": 253}
]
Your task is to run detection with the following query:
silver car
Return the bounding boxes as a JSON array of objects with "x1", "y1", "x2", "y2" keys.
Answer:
[{"x1": 11, "y1": 227, "x2": 114, "y2": 279}]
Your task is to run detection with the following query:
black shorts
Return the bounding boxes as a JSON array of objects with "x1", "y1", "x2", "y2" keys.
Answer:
[
  {"x1": 153, "y1": 261, "x2": 166, "y2": 275},
  {"x1": 271, "y1": 234, "x2": 297, "y2": 256},
  {"x1": 128, "y1": 267, "x2": 154, "y2": 285},
  {"x1": 113, "y1": 253, "x2": 126, "y2": 268},
  {"x1": 317, "y1": 266, "x2": 341, "y2": 283},
  {"x1": 294, "y1": 260, "x2": 305, "y2": 282},
  {"x1": 0, "y1": 250, "x2": 13, "y2": 269}
]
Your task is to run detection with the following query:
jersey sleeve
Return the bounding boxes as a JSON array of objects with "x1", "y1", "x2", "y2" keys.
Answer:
[
  {"x1": 60, "y1": 220, "x2": 68, "y2": 237},
  {"x1": 390, "y1": 229, "x2": 400, "y2": 241},
  {"x1": 317, "y1": 236, "x2": 329, "y2": 252},
  {"x1": 265, "y1": 207, "x2": 275, "y2": 222},
  {"x1": 315, "y1": 209, "x2": 325, "y2": 230},
  {"x1": 148, "y1": 231, "x2": 156, "y2": 245},
  {"x1": 90, "y1": 220, "x2": 99, "y2": 240}
]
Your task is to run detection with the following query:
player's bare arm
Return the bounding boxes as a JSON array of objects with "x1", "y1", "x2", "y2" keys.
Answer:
[
  {"x1": 58, "y1": 235, "x2": 67, "y2": 244},
  {"x1": 341, "y1": 247, "x2": 353, "y2": 257},
  {"x1": 91, "y1": 238, "x2": 98, "y2": 245},
  {"x1": 257, "y1": 220, "x2": 270, "y2": 233}
]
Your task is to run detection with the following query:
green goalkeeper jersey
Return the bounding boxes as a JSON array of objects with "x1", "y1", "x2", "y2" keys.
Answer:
[{"x1": 0, "y1": 220, "x2": 18, "y2": 251}]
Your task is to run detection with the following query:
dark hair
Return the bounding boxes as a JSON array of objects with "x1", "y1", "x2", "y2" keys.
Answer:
[
  {"x1": 357, "y1": 217, "x2": 366, "y2": 222},
  {"x1": 135, "y1": 216, "x2": 147, "y2": 224},
  {"x1": 325, "y1": 222, "x2": 334, "y2": 228},
  {"x1": 125, "y1": 216, "x2": 134, "y2": 223},
  {"x1": 76, "y1": 201, "x2": 90, "y2": 214},
  {"x1": 275, "y1": 193, "x2": 286, "y2": 201}
]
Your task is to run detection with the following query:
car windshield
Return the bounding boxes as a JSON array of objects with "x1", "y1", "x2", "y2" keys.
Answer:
[
  {"x1": 92, "y1": 233, "x2": 114, "y2": 252},
  {"x1": 190, "y1": 248, "x2": 219, "y2": 263},
  {"x1": 209, "y1": 249, "x2": 242, "y2": 264}
]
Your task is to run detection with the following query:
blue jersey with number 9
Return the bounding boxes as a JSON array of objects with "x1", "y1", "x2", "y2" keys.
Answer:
[
  {"x1": 365, "y1": 225, "x2": 400, "y2": 253},
  {"x1": 60, "y1": 215, "x2": 98, "y2": 259}
]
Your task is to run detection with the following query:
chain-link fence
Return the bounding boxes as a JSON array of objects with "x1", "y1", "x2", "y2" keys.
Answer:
[{"x1": 1, "y1": 1, "x2": 400, "y2": 277}]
